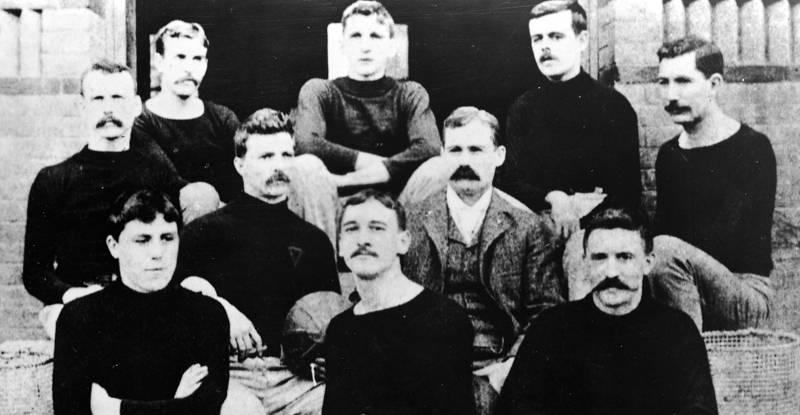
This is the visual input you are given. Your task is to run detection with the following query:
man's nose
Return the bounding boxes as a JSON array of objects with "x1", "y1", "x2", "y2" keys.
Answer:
[
  {"x1": 663, "y1": 82, "x2": 679, "y2": 101},
  {"x1": 601, "y1": 259, "x2": 620, "y2": 279}
]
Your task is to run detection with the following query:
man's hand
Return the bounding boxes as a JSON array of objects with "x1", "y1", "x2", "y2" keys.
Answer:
[
  {"x1": 90, "y1": 383, "x2": 121, "y2": 415},
  {"x1": 218, "y1": 298, "x2": 263, "y2": 361},
  {"x1": 334, "y1": 162, "x2": 391, "y2": 188},
  {"x1": 63, "y1": 285, "x2": 104, "y2": 304},
  {"x1": 571, "y1": 189, "x2": 606, "y2": 218},
  {"x1": 473, "y1": 358, "x2": 515, "y2": 393},
  {"x1": 354, "y1": 152, "x2": 387, "y2": 170},
  {"x1": 547, "y1": 191, "x2": 580, "y2": 239},
  {"x1": 310, "y1": 357, "x2": 326, "y2": 384},
  {"x1": 174, "y1": 364, "x2": 208, "y2": 399}
]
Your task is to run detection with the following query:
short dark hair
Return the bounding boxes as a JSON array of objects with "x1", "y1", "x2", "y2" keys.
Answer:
[
  {"x1": 657, "y1": 36, "x2": 724, "y2": 79},
  {"x1": 108, "y1": 189, "x2": 182, "y2": 241},
  {"x1": 530, "y1": 0, "x2": 587, "y2": 34},
  {"x1": 339, "y1": 189, "x2": 407, "y2": 232},
  {"x1": 342, "y1": 1, "x2": 396, "y2": 38},
  {"x1": 234, "y1": 108, "x2": 294, "y2": 158},
  {"x1": 80, "y1": 60, "x2": 137, "y2": 96},
  {"x1": 443, "y1": 106, "x2": 501, "y2": 146},
  {"x1": 583, "y1": 207, "x2": 653, "y2": 254},
  {"x1": 154, "y1": 20, "x2": 209, "y2": 55}
]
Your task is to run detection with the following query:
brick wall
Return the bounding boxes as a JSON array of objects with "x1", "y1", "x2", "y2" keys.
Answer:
[{"x1": 0, "y1": 1, "x2": 116, "y2": 342}]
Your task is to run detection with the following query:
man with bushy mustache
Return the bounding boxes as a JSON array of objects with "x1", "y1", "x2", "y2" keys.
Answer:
[
  {"x1": 175, "y1": 109, "x2": 340, "y2": 415},
  {"x1": 403, "y1": 107, "x2": 564, "y2": 415},
  {"x1": 133, "y1": 20, "x2": 243, "y2": 204},
  {"x1": 23, "y1": 60, "x2": 218, "y2": 339},
  {"x1": 497, "y1": 207, "x2": 717, "y2": 415}
]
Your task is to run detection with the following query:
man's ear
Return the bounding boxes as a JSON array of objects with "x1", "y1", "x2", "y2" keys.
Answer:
[
  {"x1": 233, "y1": 156, "x2": 244, "y2": 176},
  {"x1": 106, "y1": 235, "x2": 120, "y2": 259},
  {"x1": 578, "y1": 30, "x2": 589, "y2": 52},
  {"x1": 709, "y1": 72, "x2": 724, "y2": 94},
  {"x1": 133, "y1": 95, "x2": 143, "y2": 118},
  {"x1": 494, "y1": 145, "x2": 506, "y2": 167},
  {"x1": 153, "y1": 53, "x2": 165, "y2": 72},
  {"x1": 397, "y1": 230, "x2": 411, "y2": 255},
  {"x1": 643, "y1": 251, "x2": 655, "y2": 276}
]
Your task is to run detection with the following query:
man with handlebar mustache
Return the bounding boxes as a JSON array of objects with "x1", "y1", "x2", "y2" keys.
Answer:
[{"x1": 402, "y1": 107, "x2": 564, "y2": 415}]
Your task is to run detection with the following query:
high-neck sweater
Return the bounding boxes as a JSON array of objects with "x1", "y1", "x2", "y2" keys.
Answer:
[
  {"x1": 53, "y1": 281, "x2": 229, "y2": 415},
  {"x1": 654, "y1": 125, "x2": 776, "y2": 276},
  {"x1": 323, "y1": 289, "x2": 476, "y2": 415},
  {"x1": 133, "y1": 101, "x2": 242, "y2": 203},
  {"x1": 175, "y1": 193, "x2": 340, "y2": 356},
  {"x1": 497, "y1": 294, "x2": 718, "y2": 415},
  {"x1": 295, "y1": 76, "x2": 440, "y2": 193},
  {"x1": 23, "y1": 146, "x2": 187, "y2": 305},
  {"x1": 501, "y1": 71, "x2": 642, "y2": 212}
]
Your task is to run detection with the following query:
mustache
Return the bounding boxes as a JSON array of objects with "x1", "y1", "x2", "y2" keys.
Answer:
[
  {"x1": 592, "y1": 277, "x2": 634, "y2": 293},
  {"x1": 96, "y1": 115, "x2": 123, "y2": 128},
  {"x1": 450, "y1": 165, "x2": 480, "y2": 181},
  {"x1": 664, "y1": 101, "x2": 690, "y2": 113},
  {"x1": 539, "y1": 50, "x2": 554, "y2": 63},
  {"x1": 351, "y1": 246, "x2": 378, "y2": 258},
  {"x1": 266, "y1": 170, "x2": 290, "y2": 185}
]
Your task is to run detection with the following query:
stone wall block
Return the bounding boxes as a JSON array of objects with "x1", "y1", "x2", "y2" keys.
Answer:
[
  {"x1": 0, "y1": 264, "x2": 22, "y2": 286},
  {"x1": 713, "y1": 0, "x2": 740, "y2": 63},
  {"x1": 42, "y1": 52, "x2": 93, "y2": 77},
  {"x1": 42, "y1": 8, "x2": 97, "y2": 32},
  {"x1": 0, "y1": 9, "x2": 21, "y2": 76},
  {"x1": 20, "y1": 9, "x2": 42, "y2": 77}
]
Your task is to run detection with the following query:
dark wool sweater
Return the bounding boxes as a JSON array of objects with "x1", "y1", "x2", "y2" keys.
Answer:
[
  {"x1": 501, "y1": 70, "x2": 642, "y2": 212},
  {"x1": 132, "y1": 101, "x2": 242, "y2": 203},
  {"x1": 295, "y1": 77, "x2": 440, "y2": 193},
  {"x1": 654, "y1": 125, "x2": 776, "y2": 276},
  {"x1": 23, "y1": 146, "x2": 187, "y2": 305},
  {"x1": 53, "y1": 282, "x2": 229, "y2": 415},
  {"x1": 323, "y1": 289, "x2": 476, "y2": 415},
  {"x1": 175, "y1": 193, "x2": 340, "y2": 356},
  {"x1": 497, "y1": 295, "x2": 718, "y2": 415}
]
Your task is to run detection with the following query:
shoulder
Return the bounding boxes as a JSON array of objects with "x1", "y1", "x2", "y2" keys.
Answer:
[
  {"x1": 181, "y1": 206, "x2": 235, "y2": 237},
  {"x1": 643, "y1": 298, "x2": 702, "y2": 339},
  {"x1": 287, "y1": 211, "x2": 334, "y2": 247},
  {"x1": 493, "y1": 191, "x2": 548, "y2": 232},
  {"x1": 656, "y1": 135, "x2": 682, "y2": 158},
  {"x1": 413, "y1": 290, "x2": 472, "y2": 329},
  {"x1": 59, "y1": 289, "x2": 109, "y2": 327},
  {"x1": 397, "y1": 80, "x2": 429, "y2": 96},
  {"x1": 176, "y1": 287, "x2": 228, "y2": 321},
  {"x1": 204, "y1": 101, "x2": 239, "y2": 122},
  {"x1": 508, "y1": 89, "x2": 538, "y2": 114},
  {"x1": 300, "y1": 78, "x2": 335, "y2": 96},
  {"x1": 736, "y1": 124, "x2": 775, "y2": 154},
  {"x1": 326, "y1": 308, "x2": 356, "y2": 336}
]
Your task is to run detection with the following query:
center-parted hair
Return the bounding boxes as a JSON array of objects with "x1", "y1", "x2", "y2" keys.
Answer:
[
  {"x1": 443, "y1": 106, "x2": 501, "y2": 147},
  {"x1": 657, "y1": 36, "x2": 724, "y2": 79},
  {"x1": 108, "y1": 189, "x2": 182, "y2": 240},
  {"x1": 582, "y1": 207, "x2": 653, "y2": 254},
  {"x1": 339, "y1": 189, "x2": 407, "y2": 232},
  {"x1": 80, "y1": 60, "x2": 137, "y2": 96},
  {"x1": 154, "y1": 20, "x2": 209, "y2": 55},
  {"x1": 234, "y1": 108, "x2": 294, "y2": 158},
  {"x1": 342, "y1": 1, "x2": 396, "y2": 37},
  {"x1": 530, "y1": 0, "x2": 588, "y2": 34}
]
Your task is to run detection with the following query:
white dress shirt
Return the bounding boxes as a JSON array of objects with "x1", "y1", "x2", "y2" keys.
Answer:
[{"x1": 446, "y1": 186, "x2": 493, "y2": 244}]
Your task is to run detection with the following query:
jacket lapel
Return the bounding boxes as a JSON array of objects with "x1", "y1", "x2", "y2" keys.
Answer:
[
  {"x1": 421, "y1": 191, "x2": 450, "y2": 291},
  {"x1": 479, "y1": 191, "x2": 513, "y2": 269}
]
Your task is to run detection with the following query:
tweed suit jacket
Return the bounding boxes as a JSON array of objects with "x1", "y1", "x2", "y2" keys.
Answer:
[{"x1": 402, "y1": 189, "x2": 565, "y2": 357}]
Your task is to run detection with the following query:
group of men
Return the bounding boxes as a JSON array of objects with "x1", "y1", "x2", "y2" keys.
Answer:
[{"x1": 22, "y1": 0, "x2": 777, "y2": 414}]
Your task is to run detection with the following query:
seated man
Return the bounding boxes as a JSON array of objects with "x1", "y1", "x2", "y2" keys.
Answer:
[
  {"x1": 402, "y1": 107, "x2": 564, "y2": 415},
  {"x1": 502, "y1": 0, "x2": 641, "y2": 238},
  {"x1": 324, "y1": 189, "x2": 475, "y2": 415},
  {"x1": 175, "y1": 108, "x2": 341, "y2": 415},
  {"x1": 23, "y1": 60, "x2": 217, "y2": 338},
  {"x1": 651, "y1": 37, "x2": 776, "y2": 331},
  {"x1": 53, "y1": 189, "x2": 230, "y2": 415},
  {"x1": 133, "y1": 20, "x2": 242, "y2": 203},
  {"x1": 496, "y1": 207, "x2": 718, "y2": 415},
  {"x1": 294, "y1": 0, "x2": 440, "y2": 197}
]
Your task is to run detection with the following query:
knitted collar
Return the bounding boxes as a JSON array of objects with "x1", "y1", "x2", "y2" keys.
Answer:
[{"x1": 333, "y1": 76, "x2": 397, "y2": 98}]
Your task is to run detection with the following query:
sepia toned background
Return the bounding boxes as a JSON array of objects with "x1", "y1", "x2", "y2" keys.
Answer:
[{"x1": 1, "y1": 0, "x2": 799, "y2": 341}]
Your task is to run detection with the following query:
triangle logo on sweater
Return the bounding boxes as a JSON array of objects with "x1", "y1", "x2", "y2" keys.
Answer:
[{"x1": 288, "y1": 246, "x2": 304, "y2": 267}]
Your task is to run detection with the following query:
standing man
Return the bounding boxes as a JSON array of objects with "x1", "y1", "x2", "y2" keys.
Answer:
[
  {"x1": 53, "y1": 189, "x2": 231, "y2": 415},
  {"x1": 403, "y1": 107, "x2": 564, "y2": 415},
  {"x1": 133, "y1": 20, "x2": 242, "y2": 203},
  {"x1": 175, "y1": 108, "x2": 340, "y2": 415},
  {"x1": 294, "y1": 0, "x2": 440, "y2": 196},
  {"x1": 23, "y1": 60, "x2": 217, "y2": 338},
  {"x1": 502, "y1": 0, "x2": 641, "y2": 237},
  {"x1": 651, "y1": 36, "x2": 776, "y2": 331},
  {"x1": 497, "y1": 207, "x2": 718, "y2": 415},
  {"x1": 324, "y1": 189, "x2": 475, "y2": 415}
]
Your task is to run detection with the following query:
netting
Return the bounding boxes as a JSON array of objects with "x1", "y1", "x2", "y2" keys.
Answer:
[
  {"x1": 704, "y1": 329, "x2": 800, "y2": 415},
  {"x1": 0, "y1": 340, "x2": 54, "y2": 415}
]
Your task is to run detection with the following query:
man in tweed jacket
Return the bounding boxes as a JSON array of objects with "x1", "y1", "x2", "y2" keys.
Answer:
[{"x1": 402, "y1": 107, "x2": 564, "y2": 415}]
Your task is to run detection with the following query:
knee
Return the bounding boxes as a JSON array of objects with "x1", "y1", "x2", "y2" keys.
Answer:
[
  {"x1": 180, "y1": 182, "x2": 220, "y2": 223},
  {"x1": 221, "y1": 382, "x2": 265, "y2": 415},
  {"x1": 180, "y1": 277, "x2": 218, "y2": 297}
]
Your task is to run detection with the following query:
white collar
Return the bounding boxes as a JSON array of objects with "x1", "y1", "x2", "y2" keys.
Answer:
[{"x1": 446, "y1": 186, "x2": 493, "y2": 243}]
